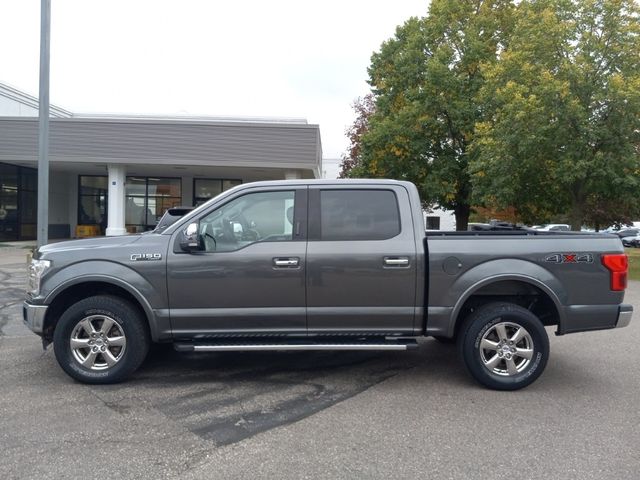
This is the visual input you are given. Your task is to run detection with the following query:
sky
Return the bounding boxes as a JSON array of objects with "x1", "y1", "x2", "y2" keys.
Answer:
[{"x1": 0, "y1": 0, "x2": 429, "y2": 159}]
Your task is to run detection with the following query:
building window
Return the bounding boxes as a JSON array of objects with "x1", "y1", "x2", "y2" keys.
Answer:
[
  {"x1": 78, "y1": 176, "x2": 108, "y2": 231},
  {"x1": 126, "y1": 177, "x2": 181, "y2": 231},
  {"x1": 0, "y1": 162, "x2": 37, "y2": 241},
  {"x1": 426, "y1": 216, "x2": 441, "y2": 230},
  {"x1": 193, "y1": 178, "x2": 242, "y2": 206}
]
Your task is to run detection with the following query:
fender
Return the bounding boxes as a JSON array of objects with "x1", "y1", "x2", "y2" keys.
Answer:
[
  {"x1": 447, "y1": 259, "x2": 567, "y2": 337},
  {"x1": 41, "y1": 260, "x2": 169, "y2": 341}
]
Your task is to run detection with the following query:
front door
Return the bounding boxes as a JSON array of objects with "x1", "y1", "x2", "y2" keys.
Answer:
[{"x1": 167, "y1": 187, "x2": 307, "y2": 338}]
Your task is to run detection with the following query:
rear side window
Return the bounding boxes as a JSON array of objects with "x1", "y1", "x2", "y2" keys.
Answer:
[{"x1": 319, "y1": 189, "x2": 400, "y2": 241}]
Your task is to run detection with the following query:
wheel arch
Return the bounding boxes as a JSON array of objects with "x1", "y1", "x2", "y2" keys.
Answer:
[
  {"x1": 42, "y1": 277, "x2": 159, "y2": 343},
  {"x1": 451, "y1": 274, "x2": 564, "y2": 340}
]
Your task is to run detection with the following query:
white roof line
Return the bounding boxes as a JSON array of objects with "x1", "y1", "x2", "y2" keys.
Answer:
[
  {"x1": 0, "y1": 81, "x2": 73, "y2": 118},
  {"x1": 72, "y1": 112, "x2": 309, "y2": 124},
  {"x1": 0, "y1": 82, "x2": 309, "y2": 125}
]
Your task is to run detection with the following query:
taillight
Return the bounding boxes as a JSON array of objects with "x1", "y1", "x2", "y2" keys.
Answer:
[{"x1": 601, "y1": 254, "x2": 628, "y2": 291}]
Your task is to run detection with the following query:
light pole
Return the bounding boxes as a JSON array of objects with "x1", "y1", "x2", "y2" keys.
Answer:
[{"x1": 37, "y1": 0, "x2": 51, "y2": 248}]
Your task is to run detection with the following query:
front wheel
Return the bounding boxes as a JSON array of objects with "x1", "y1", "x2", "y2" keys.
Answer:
[
  {"x1": 457, "y1": 302, "x2": 549, "y2": 391},
  {"x1": 53, "y1": 295, "x2": 150, "y2": 384}
]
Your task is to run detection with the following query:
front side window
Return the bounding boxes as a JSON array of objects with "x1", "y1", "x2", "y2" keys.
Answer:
[
  {"x1": 199, "y1": 190, "x2": 295, "y2": 252},
  {"x1": 319, "y1": 189, "x2": 400, "y2": 241}
]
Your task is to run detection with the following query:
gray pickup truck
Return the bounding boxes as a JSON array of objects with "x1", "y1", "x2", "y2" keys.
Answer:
[{"x1": 23, "y1": 180, "x2": 632, "y2": 390}]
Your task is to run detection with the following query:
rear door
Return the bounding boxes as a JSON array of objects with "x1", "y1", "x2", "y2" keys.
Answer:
[{"x1": 306, "y1": 185, "x2": 417, "y2": 335}]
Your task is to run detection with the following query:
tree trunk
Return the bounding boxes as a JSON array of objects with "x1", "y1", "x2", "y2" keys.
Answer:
[
  {"x1": 454, "y1": 204, "x2": 471, "y2": 231},
  {"x1": 568, "y1": 201, "x2": 584, "y2": 232}
]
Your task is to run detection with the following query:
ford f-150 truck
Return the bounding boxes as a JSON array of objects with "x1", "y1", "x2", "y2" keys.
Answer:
[{"x1": 23, "y1": 180, "x2": 633, "y2": 390}]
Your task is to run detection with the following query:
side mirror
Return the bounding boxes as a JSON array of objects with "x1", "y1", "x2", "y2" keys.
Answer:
[{"x1": 179, "y1": 222, "x2": 203, "y2": 252}]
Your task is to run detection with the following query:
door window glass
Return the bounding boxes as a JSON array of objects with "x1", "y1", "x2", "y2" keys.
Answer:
[
  {"x1": 199, "y1": 191, "x2": 295, "y2": 252},
  {"x1": 319, "y1": 190, "x2": 400, "y2": 241}
]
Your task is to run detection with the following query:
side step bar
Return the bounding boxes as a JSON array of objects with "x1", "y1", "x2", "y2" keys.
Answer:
[{"x1": 174, "y1": 340, "x2": 418, "y2": 353}]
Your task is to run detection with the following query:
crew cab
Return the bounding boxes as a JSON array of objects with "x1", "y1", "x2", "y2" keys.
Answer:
[{"x1": 23, "y1": 180, "x2": 633, "y2": 390}]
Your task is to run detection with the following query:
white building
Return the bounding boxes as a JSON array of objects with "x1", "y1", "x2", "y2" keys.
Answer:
[
  {"x1": 424, "y1": 206, "x2": 456, "y2": 231},
  {"x1": 321, "y1": 157, "x2": 342, "y2": 179},
  {"x1": 0, "y1": 82, "x2": 322, "y2": 241}
]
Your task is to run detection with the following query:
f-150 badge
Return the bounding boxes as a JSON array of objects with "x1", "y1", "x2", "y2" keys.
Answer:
[
  {"x1": 545, "y1": 253, "x2": 593, "y2": 264},
  {"x1": 130, "y1": 253, "x2": 162, "y2": 261}
]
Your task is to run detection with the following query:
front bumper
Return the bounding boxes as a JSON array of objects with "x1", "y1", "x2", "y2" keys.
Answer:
[
  {"x1": 616, "y1": 304, "x2": 633, "y2": 329},
  {"x1": 23, "y1": 302, "x2": 48, "y2": 335}
]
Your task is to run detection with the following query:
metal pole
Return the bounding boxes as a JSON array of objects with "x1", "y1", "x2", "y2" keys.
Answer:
[{"x1": 37, "y1": 0, "x2": 51, "y2": 248}]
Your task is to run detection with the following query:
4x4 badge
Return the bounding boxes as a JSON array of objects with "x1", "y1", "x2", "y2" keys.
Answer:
[{"x1": 545, "y1": 253, "x2": 593, "y2": 264}]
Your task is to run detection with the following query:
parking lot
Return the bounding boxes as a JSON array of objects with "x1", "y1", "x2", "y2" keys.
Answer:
[{"x1": 1, "y1": 245, "x2": 639, "y2": 480}]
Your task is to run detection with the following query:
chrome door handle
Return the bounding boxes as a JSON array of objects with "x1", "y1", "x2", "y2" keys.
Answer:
[
  {"x1": 273, "y1": 257, "x2": 299, "y2": 267},
  {"x1": 384, "y1": 257, "x2": 409, "y2": 267}
]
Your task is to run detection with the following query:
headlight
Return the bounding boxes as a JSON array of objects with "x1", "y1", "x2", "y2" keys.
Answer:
[{"x1": 27, "y1": 259, "x2": 51, "y2": 297}]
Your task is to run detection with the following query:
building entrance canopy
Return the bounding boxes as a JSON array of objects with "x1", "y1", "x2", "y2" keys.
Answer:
[{"x1": 0, "y1": 113, "x2": 321, "y2": 240}]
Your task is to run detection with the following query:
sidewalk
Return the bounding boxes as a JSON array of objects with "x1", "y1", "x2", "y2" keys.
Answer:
[
  {"x1": 0, "y1": 242, "x2": 33, "y2": 266},
  {"x1": 0, "y1": 244, "x2": 30, "y2": 337}
]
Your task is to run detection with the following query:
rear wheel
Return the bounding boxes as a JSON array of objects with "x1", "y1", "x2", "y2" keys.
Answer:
[
  {"x1": 53, "y1": 295, "x2": 150, "y2": 384},
  {"x1": 457, "y1": 302, "x2": 549, "y2": 390}
]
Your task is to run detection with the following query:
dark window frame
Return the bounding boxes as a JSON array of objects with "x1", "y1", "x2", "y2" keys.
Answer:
[
  {"x1": 77, "y1": 175, "x2": 108, "y2": 226},
  {"x1": 426, "y1": 216, "x2": 441, "y2": 231},
  {"x1": 0, "y1": 162, "x2": 38, "y2": 241},
  {"x1": 192, "y1": 178, "x2": 242, "y2": 206},
  {"x1": 126, "y1": 176, "x2": 182, "y2": 230}
]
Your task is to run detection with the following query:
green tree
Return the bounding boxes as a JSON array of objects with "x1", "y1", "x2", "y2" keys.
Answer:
[
  {"x1": 472, "y1": 0, "x2": 640, "y2": 230},
  {"x1": 343, "y1": 0, "x2": 515, "y2": 230}
]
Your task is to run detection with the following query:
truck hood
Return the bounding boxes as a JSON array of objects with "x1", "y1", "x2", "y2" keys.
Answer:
[{"x1": 37, "y1": 234, "x2": 143, "y2": 255}]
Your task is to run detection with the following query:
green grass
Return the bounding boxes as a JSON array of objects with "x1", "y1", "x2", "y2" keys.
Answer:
[{"x1": 625, "y1": 248, "x2": 640, "y2": 282}]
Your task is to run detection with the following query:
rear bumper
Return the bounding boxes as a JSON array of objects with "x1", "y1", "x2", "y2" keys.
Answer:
[
  {"x1": 616, "y1": 304, "x2": 633, "y2": 329},
  {"x1": 559, "y1": 303, "x2": 632, "y2": 334},
  {"x1": 23, "y1": 302, "x2": 47, "y2": 335}
]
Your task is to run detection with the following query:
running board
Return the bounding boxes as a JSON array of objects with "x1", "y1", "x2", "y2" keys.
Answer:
[{"x1": 174, "y1": 340, "x2": 418, "y2": 353}]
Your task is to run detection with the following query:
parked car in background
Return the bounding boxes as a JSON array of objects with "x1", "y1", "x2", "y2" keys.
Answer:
[
  {"x1": 615, "y1": 228, "x2": 639, "y2": 240},
  {"x1": 533, "y1": 224, "x2": 571, "y2": 232},
  {"x1": 468, "y1": 221, "x2": 535, "y2": 232},
  {"x1": 622, "y1": 233, "x2": 640, "y2": 248},
  {"x1": 152, "y1": 206, "x2": 194, "y2": 233}
]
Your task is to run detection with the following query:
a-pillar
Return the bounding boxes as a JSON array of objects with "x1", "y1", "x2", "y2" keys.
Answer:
[
  {"x1": 106, "y1": 164, "x2": 127, "y2": 236},
  {"x1": 284, "y1": 170, "x2": 301, "y2": 180}
]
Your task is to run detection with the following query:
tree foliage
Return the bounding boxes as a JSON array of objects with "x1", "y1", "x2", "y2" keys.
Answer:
[
  {"x1": 472, "y1": 0, "x2": 640, "y2": 229},
  {"x1": 342, "y1": 0, "x2": 515, "y2": 230},
  {"x1": 343, "y1": 0, "x2": 640, "y2": 231},
  {"x1": 339, "y1": 94, "x2": 375, "y2": 178}
]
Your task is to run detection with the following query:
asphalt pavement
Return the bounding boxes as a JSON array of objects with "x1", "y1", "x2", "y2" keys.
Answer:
[{"x1": 1, "y1": 245, "x2": 638, "y2": 479}]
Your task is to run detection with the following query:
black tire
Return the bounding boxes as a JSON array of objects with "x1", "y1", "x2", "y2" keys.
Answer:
[
  {"x1": 53, "y1": 295, "x2": 150, "y2": 384},
  {"x1": 457, "y1": 302, "x2": 549, "y2": 391}
]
